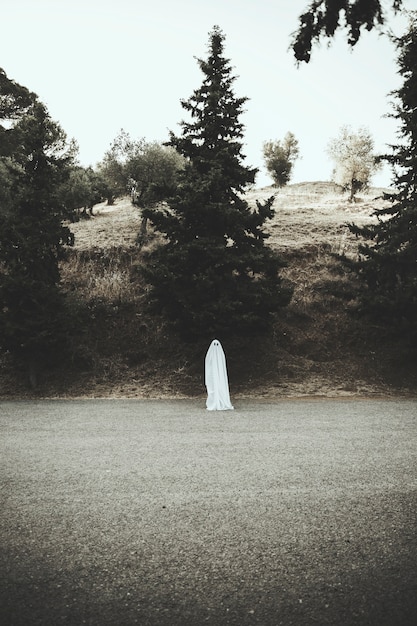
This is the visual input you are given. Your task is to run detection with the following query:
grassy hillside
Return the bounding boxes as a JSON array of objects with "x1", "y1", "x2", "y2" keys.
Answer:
[{"x1": 1, "y1": 182, "x2": 416, "y2": 399}]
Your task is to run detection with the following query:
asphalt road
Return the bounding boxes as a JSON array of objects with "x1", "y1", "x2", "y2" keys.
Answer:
[{"x1": 0, "y1": 398, "x2": 416, "y2": 625}]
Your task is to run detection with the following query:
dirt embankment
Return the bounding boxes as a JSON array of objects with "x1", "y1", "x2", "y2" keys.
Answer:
[{"x1": 1, "y1": 182, "x2": 415, "y2": 399}]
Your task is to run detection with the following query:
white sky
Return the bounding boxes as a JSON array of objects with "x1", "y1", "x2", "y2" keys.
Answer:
[{"x1": 1, "y1": 0, "x2": 414, "y2": 188}]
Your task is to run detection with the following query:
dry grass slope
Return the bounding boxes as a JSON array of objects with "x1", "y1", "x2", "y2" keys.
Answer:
[{"x1": 1, "y1": 182, "x2": 415, "y2": 399}]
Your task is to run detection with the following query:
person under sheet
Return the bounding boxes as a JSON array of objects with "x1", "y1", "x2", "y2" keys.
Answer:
[{"x1": 205, "y1": 339, "x2": 234, "y2": 411}]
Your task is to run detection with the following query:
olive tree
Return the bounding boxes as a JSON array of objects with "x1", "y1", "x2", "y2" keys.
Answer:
[
  {"x1": 98, "y1": 131, "x2": 185, "y2": 239},
  {"x1": 327, "y1": 126, "x2": 381, "y2": 201},
  {"x1": 262, "y1": 132, "x2": 300, "y2": 187}
]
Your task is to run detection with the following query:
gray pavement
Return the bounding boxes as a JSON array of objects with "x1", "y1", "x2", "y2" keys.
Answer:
[{"x1": 0, "y1": 398, "x2": 416, "y2": 625}]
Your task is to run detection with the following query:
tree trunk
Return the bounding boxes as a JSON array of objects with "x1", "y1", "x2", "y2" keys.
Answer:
[
  {"x1": 28, "y1": 360, "x2": 38, "y2": 389},
  {"x1": 349, "y1": 178, "x2": 356, "y2": 203},
  {"x1": 140, "y1": 215, "x2": 148, "y2": 239},
  {"x1": 136, "y1": 214, "x2": 149, "y2": 248}
]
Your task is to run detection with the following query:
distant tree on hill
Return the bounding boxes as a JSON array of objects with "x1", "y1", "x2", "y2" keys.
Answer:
[
  {"x1": 142, "y1": 26, "x2": 292, "y2": 339},
  {"x1": 345, "y1": 13, "x2": 417, "y2": 333},
  {"x1": 98, "y1": 131, "x2": 185, "y2": 238},
  {"x1": 0, "y1": 69, "x2": 76, "y2": 386},
  {"x1": 96, "y1": 144, "x2": 126, "y2": 205},
  {"x1": 263, "y1": 132, "x2": 300, "y2": 187},
  {"x1": 292, "y1": 0, "x2": 404, "y2": 63},
  {"x1": 62, "y1": 165, "x2": 108, "y2": 217},
  {"x1": 327, "y1": 126, "x2": 381, "y2": 201}
]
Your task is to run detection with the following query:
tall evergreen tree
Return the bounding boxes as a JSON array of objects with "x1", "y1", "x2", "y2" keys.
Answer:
[
  {"x1": 143, "y1": 27, "x2": 292, "y2": 339},
  {"x1": 0, "y1": 70, "x2": 75, "y2": 385},
  {"x1": 346, "y1": 13, "x2": 417, "y2": 331}
]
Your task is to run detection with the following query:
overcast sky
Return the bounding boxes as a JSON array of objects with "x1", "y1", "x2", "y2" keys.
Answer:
[{"x1": 1, "y1": 0, "x2": 413, "y2": 188}]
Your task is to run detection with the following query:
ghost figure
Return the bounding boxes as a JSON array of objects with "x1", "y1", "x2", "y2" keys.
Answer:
[{"x1": 205, "y1": 339, "x2": 234, "y2": 411}]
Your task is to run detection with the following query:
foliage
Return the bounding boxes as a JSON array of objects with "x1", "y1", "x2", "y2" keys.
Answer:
[
  {"x1": 96, "y1": 147, "x2": 126, "y2": 205},
  {"x1": 327, "y1": 126, "x2": 381, "y2": 201},
  {"x1": 263, "y1": 132, "x2": 300, "y2": 187},
  {"x1": 345, "y1": 13, "x2": 417, "y2": 333},
  {"x1": 62, "y1": 165, "x2": 108, "y2": 216},
  {"x1": 292, "y1": 0, "x2": 404, "y2": 62},
  {"x1": 142, "y1": 27, "x2": 292, "y2": 340},
  {"x1": 0, "y1": 67, "x2": 36, "y2": 117},
  {"x1": 98, "y1": 131, "x2": 184, "y2": 211},
  {"x1": 0, "y1": 69, "x2": 76, "y2": 385}
]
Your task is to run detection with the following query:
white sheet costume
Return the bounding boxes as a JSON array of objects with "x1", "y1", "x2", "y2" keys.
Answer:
[{"x1": 205, "y1": 339, "x2": 234, "y2": 411}]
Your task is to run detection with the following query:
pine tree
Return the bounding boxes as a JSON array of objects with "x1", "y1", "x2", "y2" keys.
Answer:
[
  {"x1": 143, "y1": 27, "x2": 292, "y2": 339},
  {"x1": 346, "y1": 13, "x2": 417, "y2": 331},
  {"x1": 0, "y1": 73, "x2": 75, "y2": 386}
]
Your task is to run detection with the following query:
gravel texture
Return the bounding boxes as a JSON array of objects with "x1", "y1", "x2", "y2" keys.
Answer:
[{"x1": 1, "y1": 398, "x2": 416, "y2": 625}]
